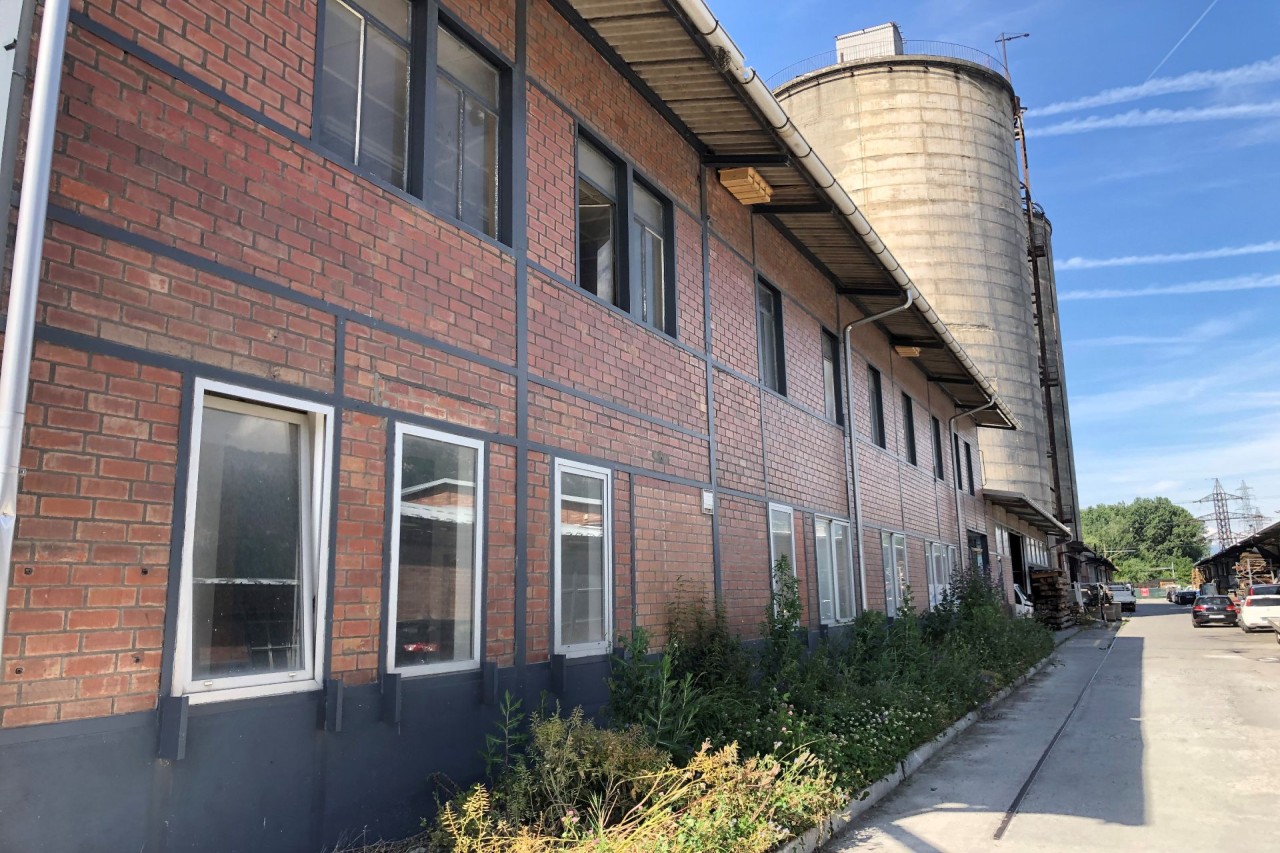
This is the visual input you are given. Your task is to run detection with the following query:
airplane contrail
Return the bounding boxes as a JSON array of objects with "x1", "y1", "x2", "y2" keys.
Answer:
[{"x1": 1146, "y1": 0, "x2": 1219, "y2": 82}]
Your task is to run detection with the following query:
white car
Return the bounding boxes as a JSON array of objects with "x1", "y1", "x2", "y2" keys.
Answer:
[
  {"x1": 1013, "y1": 586, "x2": 1034, "y2": 618},
  {"x1": 1238, "y1": 584, "x2": 1280, "y2": 633},
  {"x1": 1107, "y1": 583, "x2": 1137, "y2": 613}
]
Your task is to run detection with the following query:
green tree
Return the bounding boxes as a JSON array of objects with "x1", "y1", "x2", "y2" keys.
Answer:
[{"x1": 1081, "y1": 497, "x2": 1207, "y2": 584}]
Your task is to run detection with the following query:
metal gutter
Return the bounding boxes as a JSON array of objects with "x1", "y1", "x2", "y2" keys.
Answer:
[
  {"x1": 670, "y1": 0, "x2": 1017, "y2": 430},
  {"x1": 0, "y1": 0, "x2": 72, "y2": 664}
]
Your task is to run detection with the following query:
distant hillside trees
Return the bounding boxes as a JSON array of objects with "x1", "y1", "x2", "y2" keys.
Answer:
[{"x1": 1081, "y1": 497, "x2": 1208, "y2": 584}]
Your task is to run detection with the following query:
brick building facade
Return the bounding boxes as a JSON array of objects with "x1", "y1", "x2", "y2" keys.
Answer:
[{"x1": 0, "y1": 1, "x2": 1065, "y2": 849}]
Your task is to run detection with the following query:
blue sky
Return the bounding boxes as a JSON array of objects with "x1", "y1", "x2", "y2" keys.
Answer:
[{"x1": 714, "y1": 0, "x2": 1280, "y2": 541}]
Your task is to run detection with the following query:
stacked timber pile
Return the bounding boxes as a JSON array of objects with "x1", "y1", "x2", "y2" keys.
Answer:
[{"x1": 1030, "y1": 569, "x2": 1073, "y2": 629}]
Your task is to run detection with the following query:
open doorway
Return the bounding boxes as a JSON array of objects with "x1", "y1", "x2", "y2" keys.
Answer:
[{"x1": 1009, "y1": 530, "x2": 1027, "y2": 594}]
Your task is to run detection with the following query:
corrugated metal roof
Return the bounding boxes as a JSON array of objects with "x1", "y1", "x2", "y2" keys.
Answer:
[{"x1": 559, "y1": 0, "x2": 1016, "y2": 428}]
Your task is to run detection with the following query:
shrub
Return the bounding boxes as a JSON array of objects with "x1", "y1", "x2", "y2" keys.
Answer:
[{"x1": 430, "y1": 716, "x2": 843, "y2": 853}]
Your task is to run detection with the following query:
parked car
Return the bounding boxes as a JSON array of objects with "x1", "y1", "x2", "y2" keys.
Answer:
[
  {"x1": 1013, "y1": 585, "x2": 1034, "y2": 618},
  {"x1": 1238, "y1": 590, "x2": 1280, "y2": 633},
  {"x1": 1244, "y1": 583, "x2": 1280, "y2": 597},
  {"x1": 1174, "y1": 588, "x2": 1198, "y2": 605},
  {"x1": 1107, "y1": 583, "x2": 1137, "y2": 613},
  {"x1": 1192, "y1": 595, "x2": 1238, "y2": 627}
]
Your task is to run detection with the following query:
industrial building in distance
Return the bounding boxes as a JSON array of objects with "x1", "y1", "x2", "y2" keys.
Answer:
[{"x1": 0, "y1": 3, "x2": 1091, "y2": 850}]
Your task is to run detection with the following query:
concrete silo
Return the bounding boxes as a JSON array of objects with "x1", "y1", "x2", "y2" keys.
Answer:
[
  {"x1": 1031, "y1": 207, "x2": 1081, "y2": 537},
  {"x1": 775, "y1": 24, "x2": 1056, "y2": 512}
]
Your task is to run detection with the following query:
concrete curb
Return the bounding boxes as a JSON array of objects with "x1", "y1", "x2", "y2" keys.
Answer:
[{"x1": 774, "y1": 637, "x2": 1070, "y2": 853}]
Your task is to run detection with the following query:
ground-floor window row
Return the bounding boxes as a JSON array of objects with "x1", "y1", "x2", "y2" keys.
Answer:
[
  {"x1": 875, "y1": 528, "x2": 973, "y2": 616},
  {"x1": 175, "y1": 381, "x2": 873, "y2": 705}
]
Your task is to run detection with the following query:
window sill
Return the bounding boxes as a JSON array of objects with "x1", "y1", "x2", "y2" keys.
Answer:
[
  {"x1": 389, "y1": 659, "x2": 481, "y2": 679},
  {"x1": 182, "y1": 677, "x2": 323, "y2": 706}
]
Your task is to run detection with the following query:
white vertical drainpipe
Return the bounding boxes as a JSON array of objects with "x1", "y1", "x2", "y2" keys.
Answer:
[
  {"x1": 948, "y1": 397, "x2": 997, "y2": 568},
  {"x1": 0, "y1": 0, "x2": 72, "y2": 664},
  {"x1": 843, "y1": 291, "x2": 914, "y2": 612}
]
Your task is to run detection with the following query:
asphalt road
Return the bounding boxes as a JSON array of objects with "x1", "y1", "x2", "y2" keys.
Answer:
[{"x1": 822, "y1": 600, "x2": 1280, "y2": 852}]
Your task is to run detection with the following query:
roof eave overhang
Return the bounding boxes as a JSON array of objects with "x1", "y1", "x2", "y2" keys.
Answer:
[
  {"x1": 558, "y1": 0, "x2": 1017, "y2": 430},
  {"x1": 984, "y1": 489, "x2": 1072, "y2": 538}
]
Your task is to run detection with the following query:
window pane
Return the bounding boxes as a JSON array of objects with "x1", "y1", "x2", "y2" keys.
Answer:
[
  {"x1": 578, "y1": 179, "x2": 616, "y2": 302},
  {"x1": 893, "y1": 535, "x2": 907, "y2": 613},
  {"x1": 191, "y1": 406, "x2": 303, "y2": 679},
  {"x1": 822, "y1": 335, "x2": 838, "y2": 421},
  {"x1": 361, "y1": 0, "x2": 410, "y2": 38},
  {"x1": 868, "y1": 367, "x2": 884, "y2": 447},
  {"x1": 438, "y1": 26, "x2": 499, "y2": 106},
  {"x1": 316, "y1": 0, "x2": 361, "y2": 162},
  {"x1": 633, "y1": 182, "x2": 663, "y2": 230},
  {"x1": 758, "y1": 284, "x2": 779, "y2": 391},
  {"x1": 640, "y1": 227, "x2": 665, "y2": 329},
  {"x1": 902, "y1": 393, "x2": 917, "y2": 465},
  {"x1": 432, "y1": 79, "x2": 462, "y2": 209},
  {"x1": 770, "y1": 507, "x2": 794, "y2": 573},
  {"x1": 560, "y1": 471, "x2": 607, "y2": 647},
  {"x1": 461, "y1": 101, "x2": 499, "y2": 236},
  {"x1": 578, "y1": 140, "x2": 616, "y2": 195},
  {"x1": 360, "y1": 26, "x2": 409, "y2": 187},
  {"x1": 833, "y1": 523, "x2": 854, "y2": 621},
  {"x1": 394, "y1": 434, "x2": 479, "y2": 669},
  {"x1": 815, "y1": 520, "x2": 834, "y2": 622},
  {"x1": 881, "y1": 532, "x2": 897, "y2": 614}
]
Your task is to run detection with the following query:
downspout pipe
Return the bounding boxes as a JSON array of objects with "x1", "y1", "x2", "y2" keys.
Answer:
[
  {"x1": 671, "y1": 0, "x2": 1016, "y2": 430},
  {"x1": 947, "y1": 396, "x2": 997, "y2": 570},
  {"x1": 842, "y1": 289, "x2": 914, "y2": 612},
  {"x1": 0, "y1": 0, "x2": 72, "y2": 664}
]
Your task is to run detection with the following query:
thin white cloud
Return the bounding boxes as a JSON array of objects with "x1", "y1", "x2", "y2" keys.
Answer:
[
  {"x1": 1059, "y1": 241, "x2": 1280, "y2": 270},
  {"x1": 1059, "y1": 273, "x2": 1280, "y2": 301},
  {"x1": 1075, "y1": 315, "x2": 1241, "y2": 348},
  {"x1": 1033, "y1": 101, "x2": 1280, "y2": 137},
  {"x1": 1028, "y1": 55, "x2": 1280, "y2": 118}
]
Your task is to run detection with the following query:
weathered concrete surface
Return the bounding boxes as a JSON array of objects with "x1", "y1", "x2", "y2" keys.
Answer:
[{"x1": 822, "y1": 600, "x2": 1280, "y2": 851}]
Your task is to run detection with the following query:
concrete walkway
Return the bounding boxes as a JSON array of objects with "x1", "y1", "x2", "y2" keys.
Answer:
[{"x1": 821, "y1": 602, "x2": 1280, "y2": 852}]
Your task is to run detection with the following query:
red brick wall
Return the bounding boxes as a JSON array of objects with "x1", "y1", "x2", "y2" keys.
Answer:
[
  {"x1": 343, "y1": 323, "x2": 516, "y2": 436},
  {"x1": 713, "y1": 370, "x2": 764, "y2": 494},
  {"x1": 485, "y1": 444, "x2": 518, "y2": 666},
  {"x1": 526, "y1": 85, "x2": 576, "y2": 281},
  {"x1": 717, "y1": 496, "x2": 770, "y2": 638},
  {"x1": 331, "y1": 411, "x2": 385, "y2": 683},
  {"x1": 1, "y1": 344, "x2": 179, "y2": 727},
  {"x1": 633, "y1": 478, "x2": 714, "y2": 646},
  {"x1": 528, "y1": 272, "x2": 707, "y2": 434},
  {"x1": 78, "y1": 0, "x2": 317, "y2": 134},
  {"x1": 708, "y1": 240, "x2": 757, "y2": 379},
  {"x1": 41, "y1": 225, "x2": 337, "y2": 394}
]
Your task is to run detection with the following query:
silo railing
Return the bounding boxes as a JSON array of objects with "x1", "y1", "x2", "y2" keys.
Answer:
[{"x1": 768, "y1": 41, "x2": 1008, "y2": 88}]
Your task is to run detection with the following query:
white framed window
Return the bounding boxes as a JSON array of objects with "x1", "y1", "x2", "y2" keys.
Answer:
[
  {"x1": 386, "y1": 425, "x2": 485, "y2": 677},
  {"x1": 880, "y1": 530, "x2": 906, "y2": 616},
  {"x1": 768, "y1": 503, "x2": 796, "y2": 579},
  {"x1": 174, "y1": 380, "x2": 333, "y2": 704},
  {"x1": 926, "y1": 542, "x2": 957, "y2": 609},
  {"x1": 554, "y1": 459, "x2": 612, "y2": 656},
  {"x1": 815, "y1": 517, "x2": 855, "y2": 623}
]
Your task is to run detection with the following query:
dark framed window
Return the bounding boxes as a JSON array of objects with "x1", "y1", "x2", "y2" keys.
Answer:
[
  {"x1": 575, "y1": 135, "x2": 675, "y2": 335},
  {"x1": 965, "y1": 441, "x2": 976, "y2": 495},
  {"x1": 953, "y1": 433, "x2": 964, "y2": 492},
  {"x1": 757, "y1": 280, "x2": 785, "y2": 394},
  {"x1": 931, "y1": 416, "x2": 945, "y2": 480},
  {"x1": 316, "y1": 1, "x2": 507, "y2": 240},
  {"x1": 901, "y1": 393, "x2": 917, "y2": 465},
  {"x1": 822, "y1": 331, "x2": 842, "y2": 424},
  {"x1": 867, "y1": 365, "x2": 885, "y2": 448}
]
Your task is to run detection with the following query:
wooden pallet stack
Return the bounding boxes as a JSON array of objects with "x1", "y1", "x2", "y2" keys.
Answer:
[{"x1": 1030, "y1": 569, "x2": 1073, "y2": 629}]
